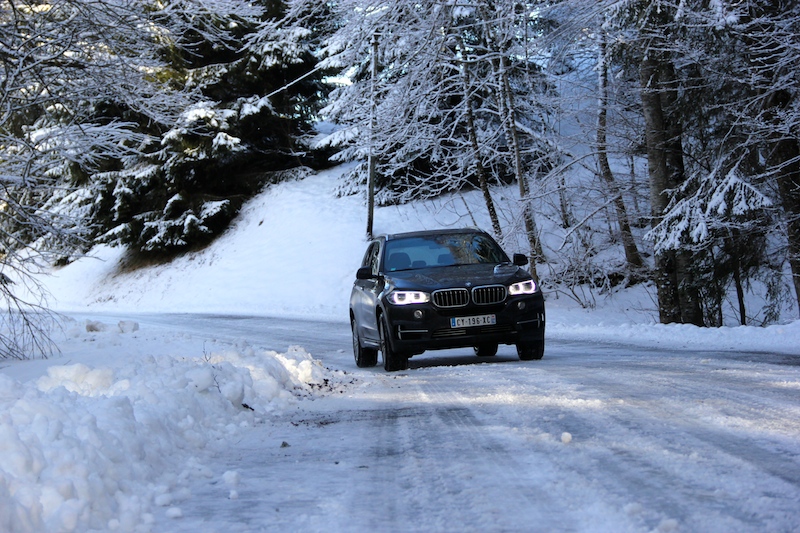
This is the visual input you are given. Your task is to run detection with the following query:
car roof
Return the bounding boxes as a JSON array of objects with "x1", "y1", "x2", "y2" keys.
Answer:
[{"x1": 383, "y1": 227, "x2": 488, "y2": 241}]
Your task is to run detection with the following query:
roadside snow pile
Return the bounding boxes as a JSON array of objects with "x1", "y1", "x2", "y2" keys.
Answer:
[
  {"x1": 0, "y1": 321, "x2": 335, "y2": 533},
  {"x1": 548, "y1": 314, "x2": 800, "y2": 355}
]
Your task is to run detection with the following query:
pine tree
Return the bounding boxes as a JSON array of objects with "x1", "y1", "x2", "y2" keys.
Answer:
[
  {"x1": 96, "y1": 0, "x2": 326, "y2": 254},
  {"x1": 0, "y1": 0, "x2": 189, "y2": 357}
]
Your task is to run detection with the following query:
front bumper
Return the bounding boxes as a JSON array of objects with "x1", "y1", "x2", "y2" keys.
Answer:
[{"x1": 382, "y1": 294, "x2": 545, "y2": 354}]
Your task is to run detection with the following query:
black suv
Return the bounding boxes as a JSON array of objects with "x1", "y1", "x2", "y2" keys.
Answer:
[{"x1": 350, "y1": 228, "x2": 545, "y2": 371}]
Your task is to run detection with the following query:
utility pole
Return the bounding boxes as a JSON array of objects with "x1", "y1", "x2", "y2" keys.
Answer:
[{"x1": 366, "y1": 32, "x2": 378, "y2": 239}]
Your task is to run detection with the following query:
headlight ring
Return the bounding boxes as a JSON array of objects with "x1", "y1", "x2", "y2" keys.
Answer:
[
  {"x1": 388, "y1": 291, "x2": 431, "y2": 305},
  {"x1": 508, "y1": 280, "x2": 537, "y2": 295}
]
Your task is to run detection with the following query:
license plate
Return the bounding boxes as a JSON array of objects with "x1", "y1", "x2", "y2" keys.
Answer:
[{"x1": 450, "y1": 314, "x2": 496, "y2": 328}]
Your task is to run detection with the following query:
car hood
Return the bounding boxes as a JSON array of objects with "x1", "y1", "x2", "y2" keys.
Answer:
[{"x1": 385, "y1": 263, "x2": 530, "y2": 291}]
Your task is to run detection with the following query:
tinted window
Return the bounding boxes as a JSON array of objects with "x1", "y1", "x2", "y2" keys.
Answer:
[
  {"x1": 383, "y1": 233, "x2": 508, "y2": 271},
  {"x1": 362, "y1": 242, "x2": 381, "y2": 275}
]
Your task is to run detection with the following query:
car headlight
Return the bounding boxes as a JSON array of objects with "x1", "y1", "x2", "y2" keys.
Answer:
[
  {"x1": 388, "y1": 291, "x2": 430, "y2": 305},
  {"x1": 508, "y1": 280, "x2": 537, "y2": 295}
]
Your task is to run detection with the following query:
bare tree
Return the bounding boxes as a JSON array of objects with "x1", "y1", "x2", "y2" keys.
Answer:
[
  {"x1": 0, "y1": 0, "x2": 193, "y2": 357},
  {"x1": 495, "y1": 53, "x2": 545, "y2": 274},
  {"x1": 457, "y1": 37, "x2": 503, "y2": 239},
  {"x1": 311, "y1": 1, "x2": 557, "y2": 255},
  {"x1": 596, "y1": 27, "x2": 643, "y2": 272}
]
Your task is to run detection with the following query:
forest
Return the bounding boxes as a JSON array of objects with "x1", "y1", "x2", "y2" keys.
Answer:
[{"x1": 1, "y1": 0, "x2": 799, "y2": 357}]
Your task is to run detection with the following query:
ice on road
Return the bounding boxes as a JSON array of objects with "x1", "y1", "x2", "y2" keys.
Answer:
[{"x1": 143, "y1": 320, "x2": 800, "y2": 533}]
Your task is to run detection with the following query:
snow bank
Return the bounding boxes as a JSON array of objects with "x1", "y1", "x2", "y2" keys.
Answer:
[
  {"x1": 548, "y1": 311, "x2": 800, "y2": 355},
  {"x1": 0, "y1": 321, "x2": 335, "y2": 533}
]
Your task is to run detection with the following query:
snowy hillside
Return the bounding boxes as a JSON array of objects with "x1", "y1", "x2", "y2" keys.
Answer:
[{"x1": 42, "y1": 164, "x2": 800, "y2": 354}]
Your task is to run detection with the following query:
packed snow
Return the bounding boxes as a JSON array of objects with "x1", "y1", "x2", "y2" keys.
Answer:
[
  {"x1": 1, "y1": 165, "x2": 799, "y2": 532},
  {"x1": 0, "y1": 321, "x2": 337, "y2": 532}
]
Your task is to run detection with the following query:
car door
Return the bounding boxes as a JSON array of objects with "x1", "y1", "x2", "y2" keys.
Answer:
[{"x1": 352, "y1": 241, "x2": 382, "y2": 342}]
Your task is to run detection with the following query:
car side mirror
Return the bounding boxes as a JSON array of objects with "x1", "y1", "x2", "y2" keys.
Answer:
[
  {"x1": 356, "y1": 266, "x2": 376, "y2": 280},
  {"x1": 512, "y1": 253, "x2": 529, "y2": 266}
]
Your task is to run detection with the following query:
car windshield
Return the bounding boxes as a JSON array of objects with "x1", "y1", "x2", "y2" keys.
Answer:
[{"x1": 383, "y1": 233, "x2": 509, "y2": 272}]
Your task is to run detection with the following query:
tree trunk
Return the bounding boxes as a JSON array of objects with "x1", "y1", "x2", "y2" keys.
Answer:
[
  {"x1": 675, "y1": 252, "x2": 703, "y2": 325},
  {"x1": 558, "y1": 174, "x2": 573, "y2": 229},
  {"x1": 768, "y1": 133, "x2": 800, "y2": 317},
  {"x1": 731, "y1": 247, "x2": 747, "y2": 326},
  {"x1": 640, "y1": 57, "x2": 681, "y2": 323},
  {"x1": 597, "y1": 31, "x2": 644, "y2": 272},
  {"x1": 366, "y1": 32, "x2": 378, "y2": 239},
  {"x1": 496, "y1": 55, "x2": 544, "y2": 279},
  {"x1": 459, "y1": 45, "x2": 502, "y2": 240},
  {"x1": 658, "y1": 60, "x2": 703, "y2": 326}
]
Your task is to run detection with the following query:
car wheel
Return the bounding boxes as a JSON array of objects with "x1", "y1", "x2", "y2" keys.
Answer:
[
  {"x1": 380, "y1": 316, "x2": 408, "y2": 372},
  {"x1": 352, "y1": 319, "x2": 378, "y2": 367},
  {"x1": 473, "y1": 343, "x2": 498, "y2": 357},
  {"x1": 517, "y1": 340, "x2": 544, "y2": 361}
]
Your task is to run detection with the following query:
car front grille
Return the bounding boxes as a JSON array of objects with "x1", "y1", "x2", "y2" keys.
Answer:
[
  {"x1": 472, "y1": 285, "x2": 506, "y2": 305},
  {"x1": 432, "y1": 285, "x2": 507, "y2": 307},
  {"x1": 432, "y1": 288, "x2": 469, "y2": 308}
]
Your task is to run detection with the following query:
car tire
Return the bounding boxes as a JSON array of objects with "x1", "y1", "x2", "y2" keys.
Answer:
[
  {"x1": 473, "y1": 343, "x2": 498, "y2": 357},
  {"x1": 380, "y1": 316, "x2": 408, "y2": 372},
  {"x1": 352, "y1": 319, "x2": 378, "y2": 367},
  {"x1": 517, "y1": 340, "x2": 545, "y2": 361}
]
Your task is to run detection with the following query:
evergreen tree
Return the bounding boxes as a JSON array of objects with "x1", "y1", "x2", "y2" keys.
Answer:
[
  {"x1": 0, "y1": 0, "x2": 189, "y2": 357},
  {"x1": 620, "y1": 0, "x2": 800, "y2": 321},
  {"x1": 97, "y1": 0, "x2": 326, "y2": 254}
]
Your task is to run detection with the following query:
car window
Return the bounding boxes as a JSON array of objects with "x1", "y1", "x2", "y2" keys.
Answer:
[
  {"x1": 383, "y1": 233, "x2": 508, "y2": 271},
  {"x1": 364, "y1": 242, "x2": 380, "y2": 275}
]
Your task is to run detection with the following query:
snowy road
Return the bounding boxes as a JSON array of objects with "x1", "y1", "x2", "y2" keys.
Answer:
[{"x1": 118, "y1": 314, "x2": 800, "y2": 532}]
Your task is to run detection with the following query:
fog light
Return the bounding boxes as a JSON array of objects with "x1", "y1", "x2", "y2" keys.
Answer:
[
  {"x1": 413, "y1": 310, "x2": 424, "y2": 319},
  {"x1": 517, "y1": 301, "x2": 526, "y2": 310}
]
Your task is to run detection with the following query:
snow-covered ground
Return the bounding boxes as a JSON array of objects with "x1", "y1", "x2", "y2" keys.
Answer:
[
  {"x1": 0, "y1": 324, "x2": 338, "y2": 532},
  {"x1": 1, "y1": 166, "x2": 799, "y2": 532}
]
